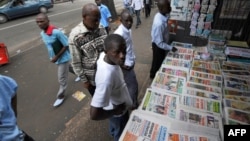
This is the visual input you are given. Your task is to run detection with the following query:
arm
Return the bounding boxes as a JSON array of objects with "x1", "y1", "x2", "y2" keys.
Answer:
[
  {"x1": 90, "y1": 103, "x2": 126, "y2": 120},
  {"x1": 152, "y1": 23, "x2": 173, "y2": 51},
  {"x1": 68, "y1": 31, "x2": 88, "y2": 84},
  {"x1": 51, "y1": 31, "x2": 69, "y2": 62}
]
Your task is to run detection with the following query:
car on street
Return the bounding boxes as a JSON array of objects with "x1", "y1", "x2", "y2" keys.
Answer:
[{"x1": 0, "y1": 0, "x2": 53, "y2": 24}]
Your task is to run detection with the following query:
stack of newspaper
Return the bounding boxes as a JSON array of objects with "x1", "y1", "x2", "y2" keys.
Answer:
[
  {"x1": 119, "y1": 42, "x2": 223, "y2": 141},
  {"x1": 221, "y1": 61, "x2": 250, "y2": 125}
]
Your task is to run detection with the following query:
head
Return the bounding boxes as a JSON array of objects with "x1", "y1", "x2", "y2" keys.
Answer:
[
  {"x1": 120, "y1": 9, "x2": 133, "y2": 30},
  {"x1": 95, "y1": 0, "x2": 102, "y2": 6},
  {"x1": 36, "y1": 13, "x2": 49, "y2": 31},
  {"x1": 104, "y1": 34, "x2": 126, "y2": 66},
  {"x1": 82, "y1": 3, "x2": 101, "y2": 31},
  {"x1": 157, "y1": 0, "x2": 171, "y2": 16}
]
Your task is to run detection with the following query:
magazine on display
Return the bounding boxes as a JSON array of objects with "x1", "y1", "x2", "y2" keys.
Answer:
[
  {"x1": 168, "y1": 129, "x2": 221, "y2": 141},
  {"x1": 119, "y1": 110, "x2": 171, "y2": 141},
  {"x1": 139, "y1": 88, "x2": 179, "y2": 119},
  {"x1": 186, "y1": 87, "x2": 222, "y2": 100},
  {"x1": 166, "y1": 52, "x2": 193, "y2": 62},
  {"x1": 188, "y1": 76, "x2": 222, "y2": 88},
  {"x1": 186, "y1": 82, "x2": 222, "y2": 94},
  {"x1": 162, "y1": 57, "x2": 191, "y2": 71},
  {"x1": 190, "y1": 70, "x2": 223, "y2": 82},
  {"x1": 174, "y1": 46, "x2": 194, "y2": 55},
  {"x1": 176, "y1": 106, "x2": 222, "y2": 129},
  {"x1": 224, "y1": 107, "x2": 250, "y2": 125},
  {"x1": 151, "y1": 72, "x2": 186, "y2": 95},
  {"x1": 223, "y1": 99, "x2": 250, "y2": 112},
  {"x1": 160, "y1": 66, "x2": 189, "y2": 80},
  {"x1": 222, "y1": 70, "x2": 250, "y2": 78},
  {"x1": 223, "y1": 88, "x2": 250, "y2": 97},
  {"x1": 180, "y1": 94, "x2": 222, "y2": 115},
  {"x1": 171, "y1": 41, "x2": 193, "y2": 49},
  {"x1": 191, "y1": 67, "x2": 222, "y2": 75},
  {"x1": 224, "y1": 95, "x2": 250, "y2": 103},
  {"x1": 224, "y1": 79, "x2": 250, "y2": 92},
  {"x1": 192, "y1": 60, "x2": 221, "y2": 70}
]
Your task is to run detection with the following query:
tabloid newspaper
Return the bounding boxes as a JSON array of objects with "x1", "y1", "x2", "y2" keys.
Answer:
[
  {"x1": 224, "y1": 107, "x2": 250, "y2": 125},
  {"x1": 139, "y1": 88, "x2": 180, "y2": 119},
  {"x1": 180, "y1": 94, "x2": 222, "y2": 116},
  {"x1": 186, "y1": 87, "x2": 222, "y2": 100},
  {"x1": 151, "y1": 72, "x2": 186, "y2": 95},
  {"x1": 186, "y1": 82, "x2": 222, "y2": 94},
  {"x1": 119, "y1": 110, "x2": 171, "y2": 141},
  {"x1": 159, "y1": 65, "x2": 189, "y2": 81}
]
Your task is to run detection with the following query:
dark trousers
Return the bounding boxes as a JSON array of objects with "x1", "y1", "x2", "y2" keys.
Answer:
[
  {"x1": 135, "y1": 10, "x2": 141, "y2": 26},
  {"x1": 145, "y1": 4, "x2": 151, "y2": 17},
  {"x1": 150, "y1": 42, "x2": 168, "y2": 78}
]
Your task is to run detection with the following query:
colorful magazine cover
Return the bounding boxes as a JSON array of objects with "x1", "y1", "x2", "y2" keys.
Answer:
[
  {"x1": 223, "y1": 99, "x2": 250, "y2": 112},
  {"x1": 186, "y1": 82, "x2": 222, "y2": 94},
  {"x1": 224, "y1": 95, "x2": 250, "y2": 103},
  {"x1": 119, "y1": 110, "x2": 170, "y2": 141},
  {"x1": 139, "y1": 88, "x2": 179, "y2": 119},
  {"x1": 189, "y1": 76, "x2": 222, "y2": 88},
  {"x1": 191, "y1": 67, "x2": 221, "y2": 75},
  {"x1": 162, "y1": 57, "x2": 191, "y2": 70},
  {"x1": 160, "y1": 66, "x2": 188, "y2": 80},
  {"x1": 192, "y1": 60, "x2": 221, "y2": 70},
  {"x1": 171, "y1": 41, "x2": 193, "y2": 49},
  {"x1": 180, "y1": 94, "x2": 221, "y2": 115},
  {"x1": 223, "y1": 88, "x2": 250, "y2": 97},
  {"x1": 186, "y1": 87, "x2": 221, "y2": 100},
  {"x1": 224, "y1": 107, "x2": 250, "y2": 124},
  {"x1": 151, "y1": 72, "x2": 186, "y2": 95},
  {"x1": 177, "y1": 106, "x2": 221, "y2": 129},
  {"x1": 166, "y1": 52, "x2": 193, "y2": 61},
  {"x1": 190, "y1": 70, "x2": 222, "y2": 82}
]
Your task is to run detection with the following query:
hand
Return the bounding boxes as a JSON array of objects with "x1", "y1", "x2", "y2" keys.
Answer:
[
  {"x1": 113, "y1": 103, "x2": 126, "y2": 115},
  {"x1": 51, "y1": 56, "x2": 59, "y2": 63},
  {"x1": 171, "y1": 46, "x2": 178, "y2": 52},
  {"x1": 122, "y1": 65, "x2": 132, "y2": 70}
]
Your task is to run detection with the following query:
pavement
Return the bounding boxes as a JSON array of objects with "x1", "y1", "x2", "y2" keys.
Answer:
[{"x1": 0, "y1": 1, "x2": 155, "y2": 141}]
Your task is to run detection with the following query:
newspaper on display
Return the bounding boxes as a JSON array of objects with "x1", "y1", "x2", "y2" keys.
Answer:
[
  {"x1": 151, "y1": 72, "x2": 186, "y2": 95},
  {"x1": 139, "y1": 88, "x2": 180, "y2": 119}
]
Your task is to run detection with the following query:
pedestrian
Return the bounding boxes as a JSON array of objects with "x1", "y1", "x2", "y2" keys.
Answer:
[
  {"x1": 131, "y1": 0, "x2": 144, "y2": 28},
  {"x1": 114, "y1": 9, "x2": 139, "y2": 109},
  {"x1": 95, "y1": 0, "x2": 112, "y2": 34},
  {"x1": 150, "y1": 0, "x2": 178, "y2": 79},
  {"x1": 0, "y1": 75, "x2": 34, "y2": 141},
  {"x1": 143, "y1": 0, "x2": 152, "y2": 18},
  {"x1": 90, "y1": 34, "x2": 133, "y2": 141},
  {"x1": 36, "y1": 13, "x2": 71, "y2": 107},
  {"x1": 68, "y1": 3, "x2": 107, "y2": 96},
  {"x1": 123, "y1": 0, "x2": 134, "y2": 16}
]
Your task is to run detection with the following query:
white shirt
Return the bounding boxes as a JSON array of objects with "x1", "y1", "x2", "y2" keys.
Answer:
[
  {"x1": 114, "y1": 24, "x2": 136, "y2": 67},
  {"x1": 131, "y1": 0, "x2": 144, "y2": 10},
  {"x1": 91, "y1": 52, "x2": 133, "y2": 111}
]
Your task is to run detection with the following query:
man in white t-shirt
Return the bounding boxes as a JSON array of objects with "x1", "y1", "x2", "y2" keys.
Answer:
[{"x1": 90, "y1": 34, "x2": 133, "y2": 141}]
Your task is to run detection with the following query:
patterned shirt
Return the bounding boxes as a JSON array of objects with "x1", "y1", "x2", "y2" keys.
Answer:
[{"x1": 68, "y1": 22, "x2": 107, "y2": 85}]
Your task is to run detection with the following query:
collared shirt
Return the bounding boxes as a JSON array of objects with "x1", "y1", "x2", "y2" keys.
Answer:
[
  {"x1": 131, "y1": 0, "x2": 144, "y2": 10},
  {"x1": 98, "y1": 4, "x2": 112, "y2": 28},
  {"x1": 151, "y1": 12, "x2": 173, "y2": 51},
  {"x1": 68, "y1": 22, "x2": 107, "y2": 85},
  {"x1": 40, "y1": 28, "x2": 71, "y2": 64},
  {"x1": 114, "y1": 24, "x2": 136, "y2": 67},
  {"x1": 0, "y1": 75, "x2": 23, "y2": 141}
]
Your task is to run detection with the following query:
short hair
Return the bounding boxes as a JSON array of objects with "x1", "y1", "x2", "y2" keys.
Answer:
[
  {"x1": 104, "y1": 34, "x2": 125, "y2": 51},
  {"x1": 157, "y1": 0, "x2": 170, "y2": 10},
  {"x1": 82, "y1": 3, "x2": 99, "y2": 17},
  {"x1": 37, "y1": 13, "x2": 49, "y2": 20}
]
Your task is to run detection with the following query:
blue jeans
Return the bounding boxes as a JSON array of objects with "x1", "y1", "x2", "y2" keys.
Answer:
[
  {"x1": 135, "y1": 10, "x2": 141, "y2": 26},
  {"x1": 109, "y1": 111, "x2": 129, "y2": 141}
]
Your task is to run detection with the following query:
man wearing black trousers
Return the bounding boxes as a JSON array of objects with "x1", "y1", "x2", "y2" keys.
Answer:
[{"x1": 144, "y1": 0, "x2": 152, "y2": 18}]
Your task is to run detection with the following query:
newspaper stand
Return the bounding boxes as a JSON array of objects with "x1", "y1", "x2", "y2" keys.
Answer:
[{"x1": 0, "y1": 43, "x2": 10, "y2": 65}]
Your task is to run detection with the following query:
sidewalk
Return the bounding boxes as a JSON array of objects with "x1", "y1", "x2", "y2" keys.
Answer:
[{"x1": 55, "y1": 6, "x2": 156, "y2": 141}]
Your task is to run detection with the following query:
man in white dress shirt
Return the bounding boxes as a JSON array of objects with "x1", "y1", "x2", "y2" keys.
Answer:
[
  {"x1": 114, "y1": 9, "x2": 139, "y2": 109},
  {"x1": 131, "y1": 0, "x2": 144, "y2": 28}
]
